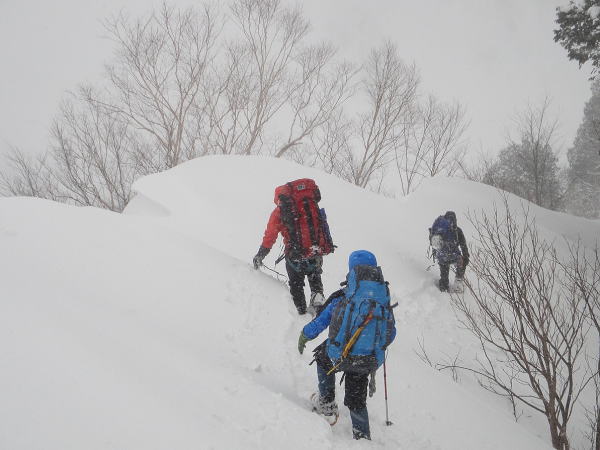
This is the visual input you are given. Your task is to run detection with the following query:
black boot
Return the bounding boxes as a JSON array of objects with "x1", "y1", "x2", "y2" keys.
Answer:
[
  {"x1": 438, "y1": 279, "x2": 449, "y2": 292},
  {"x1": 438, "y1": 263, "x2": 450, "y2": 292}
]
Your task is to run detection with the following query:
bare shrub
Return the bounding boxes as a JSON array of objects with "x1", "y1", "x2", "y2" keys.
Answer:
[
  {"x1": 559, "y1": 241, "x2": 600, "y2": 450},
  {"x1": 0, "y1": 148, "x2": 55, "y2": 200},
  {"x1": 451, "y1": 197, "x2": 593, "y2": 450},
  {"x1": 2, "y1": 89, "x2": 143, "y2": 211}
]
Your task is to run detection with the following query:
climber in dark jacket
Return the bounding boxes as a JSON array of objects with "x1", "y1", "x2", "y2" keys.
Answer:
[{"x1": 435, "y1": 211, "x2": 469, "y2": 292}]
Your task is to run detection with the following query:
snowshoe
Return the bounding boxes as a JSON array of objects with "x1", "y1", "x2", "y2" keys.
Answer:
[{"x1": 310, "y1": 393, "x2": 339, "y2": 426}]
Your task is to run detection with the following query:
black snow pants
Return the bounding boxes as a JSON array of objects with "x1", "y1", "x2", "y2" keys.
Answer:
[
  {"x1": 285, "y1": 257, "x2": 323, "y2": 314},
  {"x1": 439, "y1": 254, "x2": 466, "y2": 291},
  {"x1": 313, "y1": 341, "x2": 369, "y2": 411}
]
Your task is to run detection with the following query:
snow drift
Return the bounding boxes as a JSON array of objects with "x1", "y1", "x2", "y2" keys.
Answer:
[{"x1": 2, "y1": 155, "x2": 596, "y2": 449}]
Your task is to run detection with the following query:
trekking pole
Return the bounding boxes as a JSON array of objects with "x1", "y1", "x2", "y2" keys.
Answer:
[{"x1": 383, "y1": 352, "x2": 393, "y2": 426}]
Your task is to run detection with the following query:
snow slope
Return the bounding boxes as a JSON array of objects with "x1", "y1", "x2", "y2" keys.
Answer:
[{"x1": 2, "y1": 155, "x2": 596, "y2": 449}]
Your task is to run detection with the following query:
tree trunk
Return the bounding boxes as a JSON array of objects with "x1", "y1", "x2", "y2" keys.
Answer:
[
  {"x1": 547, "y1": 405, "x2": 570, "y2": 450},
  {"x1": 596, "y1": 337, "x2": 600, "y2": 450},
  {"x1": 595, "y1": 404, "x2": 600, "y2": 450},
  {"x1": 549, "y1": 415, "x2": 561, "y2": 449}
]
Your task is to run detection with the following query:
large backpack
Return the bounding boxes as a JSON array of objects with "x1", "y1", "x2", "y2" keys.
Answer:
[
  {"x1": 327, "y1": 264, "x2": 395, "y2": 374},
  {"x1": 429, "y1": 216, "x2": 452, "y2": 247},
  {"x1": 429, "y1": 215, "x2": 459, "y2": 263},
  {"x1": 274, "y1": 178, "x2": 334, "y2": 260}
]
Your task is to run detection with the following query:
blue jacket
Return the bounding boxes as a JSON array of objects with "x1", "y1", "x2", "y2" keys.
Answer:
[{"x1": 303, "y1": 292, "x2": 344, "y2": 339}]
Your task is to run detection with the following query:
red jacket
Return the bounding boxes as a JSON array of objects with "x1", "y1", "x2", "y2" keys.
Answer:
[{"x1": 261, "y1": 207, "x2": 290, "y2": 251}]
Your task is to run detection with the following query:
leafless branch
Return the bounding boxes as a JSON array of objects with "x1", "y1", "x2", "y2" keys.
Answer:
[{"x1": 450, "y1": 196, "x2": 593, "y2": 449}]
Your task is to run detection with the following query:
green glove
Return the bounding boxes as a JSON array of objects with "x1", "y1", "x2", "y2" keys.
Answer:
[{"x1": 298, "y1": 332, "x2": 310, "y2": 354}]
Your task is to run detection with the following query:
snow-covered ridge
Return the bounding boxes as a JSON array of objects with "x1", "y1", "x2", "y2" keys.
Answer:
[{"x1": 3, "y1": 155, "x2": 591, "y2": 449}]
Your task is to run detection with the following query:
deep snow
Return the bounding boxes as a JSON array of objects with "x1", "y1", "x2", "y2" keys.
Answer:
[{"x1": 2, "y1": 155, "x2": 597, "y2": 449}]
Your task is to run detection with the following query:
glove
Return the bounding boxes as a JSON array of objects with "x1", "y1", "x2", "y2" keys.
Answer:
[
  {"x1": 253, "y1": 246, "x2": 270, "y2": 269},
  {"x1": 253, "y1": 254, "x2": 264, "y2": 270},
  {"x1": 298, "y1": 332, "x2": 311, "y2": 354}
]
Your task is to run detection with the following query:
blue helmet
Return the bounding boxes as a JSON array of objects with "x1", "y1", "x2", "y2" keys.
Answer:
[{"x1": 348, "y1": 250, "x2": 378, "y2": 270}]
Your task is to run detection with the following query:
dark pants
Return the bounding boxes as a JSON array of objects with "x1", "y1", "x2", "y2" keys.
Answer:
[
  {"x1": 285, "y1": 257, "x2": 323, "y2": 314},
  {"x1": 313, "y1": 342, "x2": 368, "y2": 411},
  {"x1": 313, "y1": 341, "x2": 371, "y2": 439},
  {"x1": 439, "y1": 255, "x2": 466, "y2": 291}
]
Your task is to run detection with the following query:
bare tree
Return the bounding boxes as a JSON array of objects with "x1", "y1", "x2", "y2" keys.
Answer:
[
  {"x1": 50, "y1": 89, "x2": 146, "y2": 211},
  {"x1": 308, "y1": 111, "x2": 355, "y2": 180},
  {"x1": 1, "y1": 89, "x2": 144, "y2": 211},
  {"x1": 512, "y1": 98, "x2": 561, "y2": 207},
  {"x1": 0, "y1": 1, "x2": 466, "y2": 208},
  {"x1": 274, "y1": 52, "x2": 355, "y2": 158},
  {"x1": 349, "y1": 41, "x2": 419, "y2": 189},
  {"x1": 198, "y1": 41, "x2": 256, "y2": 155},
  {"x1": 395, "y1": 100, "x2": 432, "y2": 195},
  {"x1": 198, "y1": 0, "x2": 353, "y2": 159},
  {"x1": 2, "y1": 1, "x2": 354, "y2": 207},
  {"x1": 226, "y1": 0, "x2": 309, "y2": 156},
  {"x1": 395, "y1": 95, "x2": 467, "y2": 195},
  {"x1": 307, "y1": 44, "x2": 465, "y2": 195},
  {"x1": 455, "y1": 147, "x2": 497, "y2": 183},
  {"x1": 421, "y1": 97, "x2": 467, "y2": 177},
  {"x1": 96, "y1": 3, "x2": 219, "y2": 169},
  {"x1": 484, "y1": 98, "x2": 562, "y2": 210},
  {"x1": 451, "y1": 197, "x2": 593, "y2": 450},
  {"x1": 1, "y1": 3, "x2": 217, "y2": 209}
]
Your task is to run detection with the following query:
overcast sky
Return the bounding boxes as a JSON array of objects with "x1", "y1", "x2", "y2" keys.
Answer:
[{"x1": 0, "y1": 0, "x2": 592, "y2": 162}]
